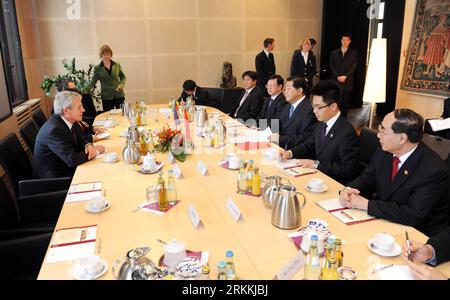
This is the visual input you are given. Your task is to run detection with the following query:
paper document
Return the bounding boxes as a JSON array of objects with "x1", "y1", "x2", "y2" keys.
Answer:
[
  {"x1": 67, "y1": 182, "x2": 103, "y2": 203},
  {"x1": 375, "y1": 264, "x2": 416, "y2": 280},
  {"x1": 316, "y1": 198, "x2": 376, "y2": 225},
  {"x1": 428, "y1": 118, "x2": 450, "y2": 132}
]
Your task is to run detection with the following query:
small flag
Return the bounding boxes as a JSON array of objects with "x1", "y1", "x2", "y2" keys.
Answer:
[{"x1": 173, "y1": 103, "x2": 180, "y2": 127}]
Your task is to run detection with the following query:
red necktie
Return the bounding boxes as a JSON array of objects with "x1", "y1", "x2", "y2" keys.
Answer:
[{"x1": 391, "y1": 156, "x2": 400, "y2": 181}]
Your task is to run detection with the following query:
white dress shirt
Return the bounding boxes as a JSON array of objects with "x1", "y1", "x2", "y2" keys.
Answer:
[
  {"x1": 395, "y1": 146, "x2": 418, "y2": 170},
  {"x1": 301, "y1": 51, "x2": 309, "y2": 65},
  {"x1": 61, "y1": 116, "x2": 74, "y2": 131},
  {"x1": 324, "y1": 111, "x2": 341, "y2": 135}
]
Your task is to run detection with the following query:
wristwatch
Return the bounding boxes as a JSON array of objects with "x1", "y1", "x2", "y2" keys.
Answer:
[{"x1": 313, "y1": 160, "x2": 320, "y2": 169}]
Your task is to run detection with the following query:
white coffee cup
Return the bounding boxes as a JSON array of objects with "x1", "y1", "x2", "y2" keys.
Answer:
[
  {"x1": 78, "y1": 255, "x2": 102, "y2": 276},
  {"x1": 229, "y1": 155, "x2": 241, "y2": 169},
  {"x1": 89, "y1": 195, "x2": 106, "y2": 211},
  {"x1": 163, "y1": 239, "x2": 187, "y2": 267},
  {"x1": 373, "y1": 233, "x2": 395, "y2": 252},
  {"x1": 308, "y1": 178, "x2": 324, "y2": 190},
  {"x1": 143, "y1": 153, "x2": 156, "y2": 171},
  {"x1": 105, "y1": 152, "x2": 118, "y2": 162}
]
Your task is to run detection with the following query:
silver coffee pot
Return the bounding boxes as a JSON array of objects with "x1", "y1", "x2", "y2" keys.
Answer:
[
  {"x1": 262, "y1": 176, "x2": 291, "y2": 208},
  {"x1": 195, "y1": 107, "x2": 208, "y2": 127},
  {"x1": 127, "y1": 126, "x2": 140, "y2": 144},
  {"x1": 112, "y1": 247, "x2": 156, "y2": 280},
  {"x1": 271, "y1": 184, "x2": 307, "y2": 230},
  {"x1": 122, "y1": 139, "x2": 141, "y2": 164}
]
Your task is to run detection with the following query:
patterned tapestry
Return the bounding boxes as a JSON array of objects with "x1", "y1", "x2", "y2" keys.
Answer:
[{"x1": 401, "y1": 0, "x2": 450, "y2": 96}]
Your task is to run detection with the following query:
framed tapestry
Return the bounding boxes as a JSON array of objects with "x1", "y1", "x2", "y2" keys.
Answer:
[{"x1": 401, "y1": 0, "x2": 449, "y2": 97}]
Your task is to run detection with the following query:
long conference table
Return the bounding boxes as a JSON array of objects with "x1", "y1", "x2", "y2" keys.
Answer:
[{"x1": 38, "y1": 105, "x2": 450, "y2": 280}]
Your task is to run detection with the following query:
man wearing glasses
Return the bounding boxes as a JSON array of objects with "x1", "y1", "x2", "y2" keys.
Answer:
[
  {"x1": 339, "y1": 109, "x2": 448, "y2": 237},
  {"x1": 279, "y1": 81, "x2": 359, "y2": 184}
]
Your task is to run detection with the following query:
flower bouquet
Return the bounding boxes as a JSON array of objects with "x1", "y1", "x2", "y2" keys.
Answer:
[
  {"x1": 170, "y1": 133, "x2": 188, "y2": 162},
  {"x1": 154, "y1": 127, "x2": 181, "y2": 153}
]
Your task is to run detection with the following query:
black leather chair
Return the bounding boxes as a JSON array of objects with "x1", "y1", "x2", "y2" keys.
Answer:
[
  {"x1": 0, "y1": 232, "x2": 52, "y2": 279},
  {"x1": 0, "y1": 133, "x2": 71, "y2": 198},
  {"x1": 81, "y1": 94, "x2": 98, "y2": 128},
  {"x1": 32, "y1": 108, "x2": 47, "y2": 128},
  {"x1": 202, "y1": 87, "x2": 245, "y2": 115},
  {"x1": 0, "y1": 175, "x2": 63, "y2": 241},
  {"x1": 446, "y1": 153, "x2": 450, "y2": 222},
  {"x1": 357, "y1": 127, "x2": 380, "y2": 175},
  {"x1": 19, "y1": 119, "x2": 39, "y2": 154}
]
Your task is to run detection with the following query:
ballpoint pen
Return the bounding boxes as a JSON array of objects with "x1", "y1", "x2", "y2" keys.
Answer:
[
  {"x1": 371, "y1": 264, "x2": 394, "y2": 274},
  {"x1": 405, "y1": 230, "x2": 413, "y2": 261}
]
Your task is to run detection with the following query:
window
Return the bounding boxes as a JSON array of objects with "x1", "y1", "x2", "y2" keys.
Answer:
[{"x1": 0, "y1": 0, "x2": 28, "y2": 106}]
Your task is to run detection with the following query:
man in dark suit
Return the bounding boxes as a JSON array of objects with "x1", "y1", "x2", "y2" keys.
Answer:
[
  {"x1": 269, "y1": 77, "x2": 317, "y2": 149},
  {"x1": 255, "y1": 38, "x2": 276, "y2": 96},
  {"x1": 329, "y1": 33, "x2": 358, "y2": 114},
  {"x1": 179, "y1": 80, "x2": 217, "y2": 108},
  {"x1": 339, "y1": 109, "x2": 448, "y2": 237},
  {"x1": 280, "y1": 81, "x2": 359, "y2": 184},
  {"x1": 33, "y1": 91, "x2": 105, "y2": 179},
  {"x1": 231, "y1": 71, "x2": 264, "y2": 124},
  {"x1": 401, "y1": 227, "x2": 450, "y2": 280},
  {"x1": 256, "y1": 74, "x2": 288, "y2": 130}
]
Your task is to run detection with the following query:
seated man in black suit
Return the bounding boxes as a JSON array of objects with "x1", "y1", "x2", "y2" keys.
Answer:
[
  {"x1": 280, "y1": 81, "x2": 359, "y2": 184},
  {"x1": 401, "y1": 226, "x2": 450, "y2": 280},
  {"x1": 269, "y1": 77, "x2": 317, "y2": 149},
  {"x1": 33, "y1": 91, "x2": 105, "y2": 179},
  {"x1": 256, "y1": 74, "x2": 288, "y2": 130},
  {"x1": 339, "y1": 109, "x2": 448, "y2": 237},
  {"x1": 179, "y1": 80, "x2": 217, "y2": 108},
  {"x1": 231, "y1": 71, "x2": 264, "y2": 124}
]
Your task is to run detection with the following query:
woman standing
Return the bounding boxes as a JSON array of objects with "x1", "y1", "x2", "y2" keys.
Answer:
[
  {"x1": 289, "y1": 38, "x2": 317, "y2": 92},
  {"x1": 90, "y1": 45, "x2": 126, "y2": 112}
]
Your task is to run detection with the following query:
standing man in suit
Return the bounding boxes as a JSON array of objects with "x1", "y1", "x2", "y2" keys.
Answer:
[
  {"x1": 255, "y1": 38, "x2": 276, "y2": 96},
  {"x1": 256, "y1": 75, "x2": 288, "y2": 130},
  {"x1": 329, "y1": 33, "x2": 358, "y2": 115},
  {"x1": 339, "y1": 109, "x2": 448, "y2": 237},
  {"x1": 401, "y1": 226, "x2": 450, "y2": 280},
  {"x1": 179, "y1": 80, "x2": 217, "y2": 108},
  {"x1": 280, "y1": 81, "x2": 359, "y2": 184},
  {"x1": 290, "y1": 38, "x2": 318, "y2": 93},
  {"x1": 231, "y1": 71, "x2": 264, "y2": 124},
  {"x1": 33, "y1": 91, "x2": 105, "y2": 179},
  {"x1": 269, "y1": 77, "x2": 317, "y2": 149}
]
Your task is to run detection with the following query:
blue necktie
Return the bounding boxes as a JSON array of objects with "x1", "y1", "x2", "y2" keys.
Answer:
[
  {"x1": 289, "y1": 105, "x2": 295, "y2": 119},
  {"x1": 267, "y1": 98, "x2": 274, "y2": 110}
]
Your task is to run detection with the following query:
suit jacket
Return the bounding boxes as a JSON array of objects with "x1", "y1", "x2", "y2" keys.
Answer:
[
  {"x1": 427, "y1": 227, "x2": 450, "y2": 265},
  {"x1": 348, "y1": 143, "x2": 449, "y2": 237},
  {"x1": 90, "y1": 60, "x2": 126, "y2": 101},
  {"x1": 255, "y1": 51, "x2": 276, "y2": 88},
  {"x1": 74, "y1": 121, "x2": 94, "y2": 143},
  {"x1": 257, "y1": 93, "x2": 288, "y2": 130},
  {"x1": 291, "y1": 114, "x2": 359, "y2": 184},
  {"x1": 33, "y1": 115, "x2": 90, "y2": 179},
  {"x1": 231, "y1": 87, "x2": 264, "y2": 123},
  {"x1": 277, "y1": 97, "x2": 317, "y2": 149},
  {"x1": 290, "y1": 50, "x2": 317, "y2": 84},
  {"x1": 180, "y1": 87, "x2": 216, "y2": 108},
  {"x1": 442, "y1": 98, "x2": 450, "y2": 118},
  {"x1": 329, "y1": 48, "x2": 358, "y2": 91}
]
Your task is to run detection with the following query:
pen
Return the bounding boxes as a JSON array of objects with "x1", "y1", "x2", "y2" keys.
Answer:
[
  {"x1": 405, "y1": 230, "x2": 413, "y2": 261},
  {"x1": 340, "y1": 210, "x2": 354, "y2": 220},
  {"x1": 371, "y1": 264, "x2": 394, "y2": 274}
]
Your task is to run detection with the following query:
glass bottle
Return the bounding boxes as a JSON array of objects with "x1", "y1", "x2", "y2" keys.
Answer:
[
  {"x1": 147, "y1": 130, "x2": 155, "y2": 153},
  {"x1": 335, "y1": 238, "x2": 344, "y2": 268},
  {"x1": 246, "y1": 160, "x2": 254, "y2": 193},
  {"x1": 217, "y1": 261, "x2": 227, "y2": 280},
  {"x1": 237, "y1": 161, "x2": 247, "y2": 194},
  {"x1": 252, "y1": 167, "x2": 261, "y2": 196},
  {"x1": 167, "y1": 169, "x2": 177, "y2": 206},
  {"x1": 304, "y1": 235, "x2": 321, "y2": 280},
  {"x1": 212, "y1": 121, "x2": 220, "y2": 149},
  {"x1": 136, "y1": 109, "x2": 142, "y2": 127},
  {"x1": 139, "y1": 132, "x2": 148, "y2": 155},
  {"x1": 320, "y1": 257, "x2": 339, "y2": 280},
  {"x1": 200, "y1": 264, "x2": 210, "y2": 280},
  {"x1": 225, "y1": 250, "x2": 237, "y2": 280},
  {"x1": 157, "y1": 172, "x2": 168, "y2": 211},
  {"x1": 320, "y1": 236, "x2": 336, "y2": 279}
]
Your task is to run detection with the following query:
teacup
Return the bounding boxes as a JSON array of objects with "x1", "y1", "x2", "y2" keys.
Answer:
[
  {"x1": 163, "y1": 239, "x2": 187, "y2": 267},
  {"x1": 373, "y1": 233, "x2": 395, "y2": 252},
  {"x1": 78, "y1": 255, "x2": 102, "y2": 276},
  {"x1": 143, "y1": 154, "x2": 157, "y2": 171},
  {"x1": 308, "y1": 178, "x2": 324, "y2": 190},
  {"x1": 88, "y1": 195, "x2": 106, "y2": 211},
  {"x1": 228, "y1": 155, "x2": 241, "y2": 170},
  {"x1": 105, "y1": 152, "x2": 118, "y2": 162}
]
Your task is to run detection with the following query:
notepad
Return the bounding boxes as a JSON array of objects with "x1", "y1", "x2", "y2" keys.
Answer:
[
  {"x1": 46, "y1": 225, "x2": 97, "y2": 264},
  {"x1": 316, "y1": 198, "x2": 376, "y2": 225},
  {"x1": 283, "y1": 166, "x2": 318, "y2": 177},
  {"x1": 428, "y1": 118, "x2": 450, "y2": 132},
  {"x1": 375, "y1": 264, "x2": 416, "y2": 280},
  {"x1": 66, "y1": 182, "x2": 103, "y2": 203},
  {"x1": 276, "y1": 159, "x2": 301, "y2": 170}
]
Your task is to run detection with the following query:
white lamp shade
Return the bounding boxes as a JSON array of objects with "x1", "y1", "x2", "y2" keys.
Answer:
[{"x1": 363, "y1": 38, "x2": 387, "y2": 104}]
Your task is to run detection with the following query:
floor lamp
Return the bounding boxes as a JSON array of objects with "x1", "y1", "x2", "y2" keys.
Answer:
[{"x1": 363, "y1": 38, "x2": 387, "y2": 129}]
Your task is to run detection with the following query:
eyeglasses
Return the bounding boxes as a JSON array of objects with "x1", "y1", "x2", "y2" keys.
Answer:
[
  {"x1": 311, "y1": 103, "x2": 331, "y2": 111},
  {"x1": 378, "y1": 124, "x2": 400, "y2": 136}
]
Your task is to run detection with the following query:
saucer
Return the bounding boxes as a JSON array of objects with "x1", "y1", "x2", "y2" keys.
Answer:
[
  {"x1": 72, "y1": 259, "x2": 108, "y2": 280},
  {"x1": 85, "y1": 200, "x2": 111, "y2": 214},
  {"x1": 102, "y1": 157, "x2": 119, "y2": 164},
  {"x1": 367, "y1": 239, "x2": 401, "y2": 257},
  {"x1": 137, "y1": 162, "x2": 163, "y2": 174},
  {"x1": 305, "y1": 184, "x2": 328, "y2": 193},
  {"x1": 96, "y1": 132, "x2": 111, "y2": 140}
]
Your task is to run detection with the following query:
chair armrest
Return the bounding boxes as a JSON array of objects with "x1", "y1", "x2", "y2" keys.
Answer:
[
  {"x1": 18, "y1": 190, "x2": 67, "y2": 224},
  {"x1": 19, "y1": 177, "x2": 71, "y2": 197},
  {"x1": 0, "y1": 227, "x2": 53, "y2": 241}
]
